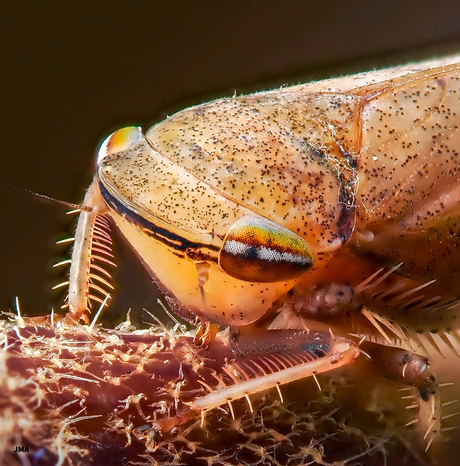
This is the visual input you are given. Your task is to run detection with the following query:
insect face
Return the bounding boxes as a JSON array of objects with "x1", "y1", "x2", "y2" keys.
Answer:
[{"x1": 96, "y1": 127, "x2": 307, "y2": 325}]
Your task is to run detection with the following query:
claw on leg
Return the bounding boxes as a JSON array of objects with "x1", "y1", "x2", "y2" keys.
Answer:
[
  {"x1": 362, "y1": 341, "x2": 441, "y2": 449},
  {"x1": 195, "y1": 321, "x2": 220, "y2": 347}
]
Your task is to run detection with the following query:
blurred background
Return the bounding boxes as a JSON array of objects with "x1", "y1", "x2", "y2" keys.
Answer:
[{"x1": 1, "y1": 0, "x2": 459, "y2": 323}]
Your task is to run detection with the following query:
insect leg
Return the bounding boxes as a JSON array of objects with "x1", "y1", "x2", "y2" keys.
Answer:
[
  {"x1": 68, "y1": 178, "x2": 108, "y2": 323},
  {"x1": 194, "y1": 320, "x2": 220, "y2": 347},
  {"x1": 153, "y1": 329, "x2": 360, "y2": 432},
  {"x1": 361, "y1": 341, "x2": 440, "y2": 449}
]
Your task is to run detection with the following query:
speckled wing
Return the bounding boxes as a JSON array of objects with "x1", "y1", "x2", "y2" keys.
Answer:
[{"x1": 353, "y1": 59, "x2": 460, "y2": 289}]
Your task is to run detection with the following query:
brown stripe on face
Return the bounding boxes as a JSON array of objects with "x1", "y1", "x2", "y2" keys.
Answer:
[{"x1": 98, "y1": 180, "x2": 220, "y2": 257}]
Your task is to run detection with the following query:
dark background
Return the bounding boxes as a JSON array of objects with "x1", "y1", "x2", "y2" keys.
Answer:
[{"x1": 1, "y1": 0, "x2": 460, "y2": 323}]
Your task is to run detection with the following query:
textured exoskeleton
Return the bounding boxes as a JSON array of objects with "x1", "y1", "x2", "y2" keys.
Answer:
[{"x1": 67, "y1": 55, "x2": 460, "y2": 448}]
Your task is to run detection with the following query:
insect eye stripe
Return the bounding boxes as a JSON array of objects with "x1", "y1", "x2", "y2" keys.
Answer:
[{"x1": 223, "y1": 239, "x2": 311, "y2": 266}]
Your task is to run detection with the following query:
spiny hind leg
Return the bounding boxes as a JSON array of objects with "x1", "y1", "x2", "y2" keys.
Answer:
[
  {"x1": 67, "y1": 178, "x2": 114, "y2": 323},
  {"x1": 153, "y1": 329, "x2": 360, "y2": 432}
]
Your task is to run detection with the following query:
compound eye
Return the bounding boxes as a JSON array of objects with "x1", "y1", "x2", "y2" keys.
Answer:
[
  {"x1": 219, "y1": 216, "x2": 314, "y2": 282},
  {"x1": 98, "y1": 126, "x2": 144, "y2": 164}
]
